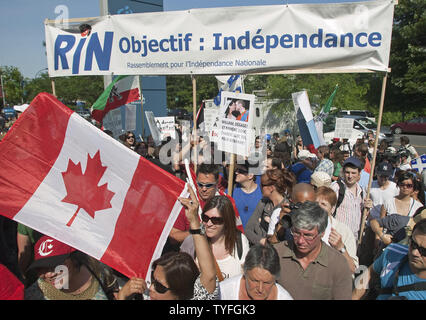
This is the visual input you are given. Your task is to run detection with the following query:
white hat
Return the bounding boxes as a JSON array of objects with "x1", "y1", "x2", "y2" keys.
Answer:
[
  {"x1": 310, "y1": 171, "x2": 332, "y2": 188},
  {"x1": 13, "y1": 104, "x2": 29, "y2": 113},
  {"x1": 298, "y1": 150, "x2": 316, "y2": 160}
]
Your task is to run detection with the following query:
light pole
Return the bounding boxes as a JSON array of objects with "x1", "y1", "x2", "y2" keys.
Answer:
[{"x1": 0, "y1": 75, "x2": 6, "y2": 107}]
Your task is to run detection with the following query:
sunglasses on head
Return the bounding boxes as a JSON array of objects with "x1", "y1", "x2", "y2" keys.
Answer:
[
  {"x1": 410, "y1": 237, "x2": 426, "y2": 256},
  {"x1": 201, "y1": 212, "x2": 224, "y2": 225},
  {"x1": 196, "y1": 182, "x2": 216, "y2": 189},
  {"x1": 151, "y1": 271, "x2": 170, "y2": 294}
]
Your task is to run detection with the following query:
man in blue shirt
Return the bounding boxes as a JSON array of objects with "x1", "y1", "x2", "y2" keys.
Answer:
[
  {"x1": 352, "y1": 218, "x2": 426, "y2": 300},
  {"x1": 230, "y1": 163, "x2": 263, "y2": 230}
]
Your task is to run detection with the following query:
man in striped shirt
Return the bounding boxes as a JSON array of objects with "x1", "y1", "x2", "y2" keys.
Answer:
[{"x1": 331, "y1": 157, "x2": 366, "y2": 240}]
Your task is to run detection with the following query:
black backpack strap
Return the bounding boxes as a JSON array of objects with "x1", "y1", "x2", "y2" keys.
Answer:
[{"x1": 333, "y1": 179, "x2": 346, "y2": 217}]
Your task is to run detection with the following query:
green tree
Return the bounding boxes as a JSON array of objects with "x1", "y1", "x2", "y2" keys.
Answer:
[
  {"x1": 387, "y1": 0, "x2": 426, "y2": 117},
  {"x1": 166, "y1": 75, "x2": 217, "y2": 110},
  {"x1": 0, "y1": 66, "x2": 25, "y2": 106}
]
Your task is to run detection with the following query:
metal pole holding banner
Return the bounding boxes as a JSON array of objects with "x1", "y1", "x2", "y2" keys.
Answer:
[{"x1": 358, "y1": 72, "x2": 388, "y2": 245}]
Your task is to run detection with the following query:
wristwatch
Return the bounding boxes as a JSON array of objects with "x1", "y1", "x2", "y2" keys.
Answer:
[
  {"x1": 339, "y1": 246, "x2": 346, "y2": 254},
  {"x1": 189, "y1": 224, "x2": 206, "y2": 236}
]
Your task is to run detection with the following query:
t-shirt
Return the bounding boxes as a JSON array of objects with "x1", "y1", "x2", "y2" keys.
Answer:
[
  {"x1": 231, "y1": 185, "x2": 263, "y2": 230},
  {"x1": 214, "y1": 234, "x2": 250, "y2": 280},
  {"x1": 219, "y1": 274, "x2": 293, "y2": 300},
  {"x1": 373, "y1": 243, "x2": 426, "y2": 300},
  {"x1": 333, "y1": 162, "x2": 342, "y2": 178},
  {"x1": 383, "y1": 198, "x2": 423, "y2": 217},
  {"x1": 369, "y1": 181, "x2": 399, "y2": 220},
  {"x1": 290, "y1": 162, "x2": 312, "y2": 184}
]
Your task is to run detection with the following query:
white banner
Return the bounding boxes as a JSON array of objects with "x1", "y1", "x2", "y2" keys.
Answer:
[{"x1": 45, "y1": 1, "x2": 394, "y2": 77}]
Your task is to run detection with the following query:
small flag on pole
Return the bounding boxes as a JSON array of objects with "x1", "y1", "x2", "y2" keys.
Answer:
[{"x1": 91, "y1": 75, "x2": 140, "y2": 123}]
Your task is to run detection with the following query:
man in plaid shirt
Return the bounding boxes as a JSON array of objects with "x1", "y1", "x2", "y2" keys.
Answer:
[{"x1": 314, "y1": 145, "x2": 334, "y2": 177}]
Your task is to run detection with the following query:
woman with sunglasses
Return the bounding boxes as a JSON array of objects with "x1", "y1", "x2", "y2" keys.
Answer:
[
  {"x1": 380, "y1": 171, "x2": 423, "y2": 219},
  {"x1": 119, "y1": 131, "x2": 147, "y2": 156},
  {"x1": 199, "y1": 195, "x2": 250, "y2": 280},
  {"x1": 117, "y1": 186, "x2": 218, "y2": 300},
  {"x1": 245, "y1": 169, "x2": 296, "y2": 246}
]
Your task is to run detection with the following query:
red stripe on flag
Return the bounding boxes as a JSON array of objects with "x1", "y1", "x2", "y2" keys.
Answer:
[
  {"x1": 101, "y1": 157, "x2": 185, "y2": 278},
  {"x1": 92, "y1": 88, "x2": 140, "y2": 123},
  {"x1": 0, "y1": 93, "x2": 72, "y2": 218}
]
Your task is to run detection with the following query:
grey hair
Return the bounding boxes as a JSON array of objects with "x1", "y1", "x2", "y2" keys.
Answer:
[
  {"x1": 291, "y1": 201, "x2": 328, "y2": 234},
  {"x1": 242, "y1": 244, "x2": 281, "y2": 279}
]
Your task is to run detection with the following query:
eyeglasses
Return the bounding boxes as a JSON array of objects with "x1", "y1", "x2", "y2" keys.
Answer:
[
  {"x1": 196, "y1": 181, "x2": 216, "y2": 189},
  {"x1": 126, "y1": 135, "x2": 135, "y2": 139},
  {"x1": 261, "y1": 182, "x2": 273, "y2": 188},
  {"x1": 290, "y1": 228, "x2": 319, "y2": 242},
  {"x1": 151, "y1": 271, "x2": 170, "y2": 294},
  {"x1": 201, "y1": 212, "x2": 224, "y2": 225},
  {"x1": 235, "y1": 169, "x2": 248, "y2": 175},
  {"x1": 399, "y1": 183, "x2": 413, "y2": 189},
  {"x1": 410, "y1": 237, "x2": 426, "y2": 256}
]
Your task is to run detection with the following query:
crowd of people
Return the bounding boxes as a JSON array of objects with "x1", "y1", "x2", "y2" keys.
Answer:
[{"x1": 1, "y1": 117, "x2": 425, "y2": 301}]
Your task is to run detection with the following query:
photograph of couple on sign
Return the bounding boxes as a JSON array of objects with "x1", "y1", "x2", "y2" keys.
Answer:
[{"x1": 224, "y1": 98, "x2": 250, "y2": 122}]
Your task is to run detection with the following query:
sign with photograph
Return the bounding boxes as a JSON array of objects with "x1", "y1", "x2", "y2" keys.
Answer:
[{"x1": 216, "y1": 92, "x2": 255, "y2": 157}]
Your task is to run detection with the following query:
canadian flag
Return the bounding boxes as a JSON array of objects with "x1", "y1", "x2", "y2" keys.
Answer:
[{"x1": 0, "y1": 93, "x2": 188, "y2": 279}]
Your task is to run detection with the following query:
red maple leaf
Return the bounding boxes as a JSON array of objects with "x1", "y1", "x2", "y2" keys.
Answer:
[{"x1": 61, "y1": 150, "x2": 115, "y2": 227}]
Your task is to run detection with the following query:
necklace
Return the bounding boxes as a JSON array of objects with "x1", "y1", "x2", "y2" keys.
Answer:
[{"x1": 38, "y1": 276, "x2": 99, "y2": 300}]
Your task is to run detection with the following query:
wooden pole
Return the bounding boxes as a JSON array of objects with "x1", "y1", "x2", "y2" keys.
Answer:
[
  {"x1": 138, "y1": 76, "x2": 144, "y2": 139},
  {"x1": 227, "y1": 153, "x2": 236, "y2": 196},
  {"x1": 192, "y1": 75, "x2": 197, "y2": 173},
  {"x1": 51, "y1": 79, "x2": 56, "y2": 97},
  {"x1": 358, "y1": 72, "x2": 388, "y2": 245}
]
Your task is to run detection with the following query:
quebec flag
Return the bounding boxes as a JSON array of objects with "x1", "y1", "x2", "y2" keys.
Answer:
[
  {"x1": 411, "y1": 154, "x2": 426, "y2": 173},
  {"x1": 214, "y1": 75, "x2": 243, "y2": 106}
]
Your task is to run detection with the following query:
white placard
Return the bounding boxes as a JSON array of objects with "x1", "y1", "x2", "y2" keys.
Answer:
[
  {"x1": 45, "y1": 1, "x2": 394, "y2": 77},
  {"x1": 154, "y1": 116, "x2": 176, "y2": 140},
  {"x1": 216, "y1": 92, "x2": 255, "y2": 157},
  {"x1": 334, "y1": 118, "x2": 355, "y2": 139}
]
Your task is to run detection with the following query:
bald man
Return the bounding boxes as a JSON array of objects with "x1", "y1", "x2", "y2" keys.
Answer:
[{"x1": 268, "y1": 183, "x2": 316, "y2": 244}]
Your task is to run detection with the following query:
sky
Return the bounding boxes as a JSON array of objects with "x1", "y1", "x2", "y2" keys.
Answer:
[{"x1": 0, "y1": 0, "x2": 363, "y2": 79}]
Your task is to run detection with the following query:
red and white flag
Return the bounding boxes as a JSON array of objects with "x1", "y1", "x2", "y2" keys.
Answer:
[{"x1": 0, "y1": 93, "x2": 187, "y2": 279}]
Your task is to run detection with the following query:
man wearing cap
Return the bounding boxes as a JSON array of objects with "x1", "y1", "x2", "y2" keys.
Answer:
[
  {"x1": 331, "y1": 157, "x2": 370, "y2": 239},
  {"x1": 311, "y1": 171, "x2": 332, "y2": 189},
  {"x1": 25, "y1": 236, "x2": 118, "y2": 300},
  {"x1": 314, "y1": 145, "x2": 334, "y2": 178}
]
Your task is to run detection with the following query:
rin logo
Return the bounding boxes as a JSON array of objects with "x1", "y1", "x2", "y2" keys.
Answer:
[{"x1": 39, "y1": 239, "x2": 54, "y2": 257}]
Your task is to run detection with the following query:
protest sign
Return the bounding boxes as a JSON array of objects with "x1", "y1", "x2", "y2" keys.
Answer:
[
  {"x1": 154, "y1": 116, "x2": 176, "y2": 140},
  {"x1": 216, "y1": 92, "x2": 255, "y2": 157},
  {"x1": 335, "y1": 118, "x2": 355, "y2": 139}
]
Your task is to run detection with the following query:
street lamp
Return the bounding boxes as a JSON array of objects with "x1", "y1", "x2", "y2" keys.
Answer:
[{"x1": 35, "y1": 68, "x2": 48, "y2": 79}]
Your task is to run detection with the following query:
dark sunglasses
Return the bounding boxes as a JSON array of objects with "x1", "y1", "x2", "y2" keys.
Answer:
[
  {"x1": 126, "y1": 135, "x2": 135, "y2": 139},
  {"x1": 197, "y1": 182, "x2": 216, "y2": 189},
  {"x1": 235, "y1": 169, "x2": 248, "y2": 175},
  {"x1": 151, "y1": 271, "x2": 170, "y2": 294},
  {"x1": 399, "y1": 183, "x2": 413, "y2": 188},
  {"x1": 261, "y1": 182, "x2": 273, "y2": 188},
  {"x1": 201, "y1": 212, "x2": 224, "y2": 225},
  {"x1": 410, "y1": 237, "x2": 426, "y2": 256}
]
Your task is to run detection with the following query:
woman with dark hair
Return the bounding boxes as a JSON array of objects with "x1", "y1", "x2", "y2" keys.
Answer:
[
  {"x1": 245, "y1": 169, "x2": 296, "y2": 246},
  {"x1": 200, "y1": 195, "x2": 250, "y2": 280},
  {"x1": 380, "y1": 172, "x2": 423, "y2": 219},
  {"x1": 219, "y1": 244, "x2": 293, "y2": 300},
  {"x1": 118, "y1": 186, "x2": 218, "y2": 300},
  {"x1": 330, "y1": 147, "x2": 344, "y2": 181}
]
